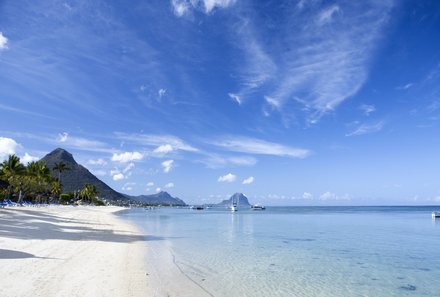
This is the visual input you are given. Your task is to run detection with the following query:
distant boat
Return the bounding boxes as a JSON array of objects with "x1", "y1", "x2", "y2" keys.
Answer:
[
  {"x1": 251, "y1": 204, "x2": 266, "y2": 210},
  {"x1": 229, "y1": 195, "x2": 239, "y2": 212},
  {"x1": 230, "y1": 203, "x2": 237, "y2": 212},
  {"x1": 432, "y1": 211, "x2": 440, "y2": 219},
  {"x1": 190, "y1": 205, "x2": 205, "y2": 210}
]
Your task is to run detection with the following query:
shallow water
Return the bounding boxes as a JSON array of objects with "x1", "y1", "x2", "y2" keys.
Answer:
[{"x1": 121, "y1": 206, "x2": 440, "y2": 296}]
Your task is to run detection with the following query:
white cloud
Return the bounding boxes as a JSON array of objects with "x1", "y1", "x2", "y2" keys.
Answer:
[
  {"x1": 359, "y1": 104, "x2": 376, "y2": 116},
  {"x1": 112, "y1": 173, "x2": 125, "y2": 181},
  {"x1": 115, "y1": 133, "x2": 198, "y2": 152},
  {"x1": 156, "y1": 187, "x2": 161, "y2": 193},
  {"x1": 317, "y1": 5, "x2": 340, "y2": 25},
  {"x1": 200, "y1": 154, "x2": 257, "y2": 168},
  {"x1": 153, "y1": 144, "x2": 174, "y2": 155},
  {"x1": 264, "y1": 96, "x2": 281, "y2": 109},
  {"x1": 58, "y1": 132, "x2": 69, "y2": 142},
  {"x1": 0, "y1": 137, "x2": 19, "y2": 159},
  {"x1": 147, "y1": 182, "x2": 154, "y2": 187},
  {"x1": 87, "y1": 158, "x2": 107, "y2": 166},
  {"x1": 158, "y1": 88, "x2": 167, "y2": 98},
  {"x1": 228, "y1": 93, "x2": 242, "y2": 105},
  {"x1": 171, "y1": 0, "x2": 237, "y2": 16},
  {"x1": 171, "y1": 0, "x2": 190, "y2": 16},
  {"x1": 0, "y1": 32, "x2": 8, "y2": 50},
  {"x1": 122, "y1": 182, "x2": 136, "y2": 191},
  {"x1": 123, "y1": 162, "x2": 135, "y2": 173},
  {"x1": 210, "y1": 136, "x2": 310, "y2": 158},
  {"x1": 319, "y1": 191, "x2": 351, "y2": 201},
  {"x1": 302, "y1": 192, "x2": 313, "y2": 200},
  {"x1": 111, "y1": 151, "x2": 143, "y2": 163},
  {"x1": 92, "y1": 169, "x2": 107, "y2": 177},
  {"x1": 161, "y1": 159, "x2": 174, "y2": 173},
  {"x1": 21, "y1": 153, "x2": 39, "y2": 164},
  {"x1": 396, "y1": 83, "x2": 413, "y2": 90},
  {"x1": 56, "y1": 132, "x2": 114, "y2": 153},
  {"x1": 346, "y1": 121, "x2": 384, "y2": 136},
  {"x1": 242, "y1": 176, "x2": 254, "y2": 184},
  {"x1": 164, "y1": 182, "x2": 174, "y2": 188},
  {"x1": 218, "y1": 173, "x2": 236, "y2": 183},
  {"x1": 235, "y1": 2, "x2": 393, "y2": 123}
]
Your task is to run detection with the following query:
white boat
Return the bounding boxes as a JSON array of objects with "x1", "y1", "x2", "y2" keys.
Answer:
[
  {"x1": 230, "y1": 203, "x2": 237, "y2": 212},
  {"x1": 432, "y1": 211, "x2": 440, "y2": 219},
  {"x1": 230, "y1": 195, "x2": 239, "y2": 212},
  {"x1": 251, "y1": 204, "x2": 265, "y2": 210}
]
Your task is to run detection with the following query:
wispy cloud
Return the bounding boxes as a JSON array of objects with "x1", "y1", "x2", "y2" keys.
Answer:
[
  {"x1": 164, "y1": 182, "x2": 174, "y2": 188},
  {"x1": 233, "y1": 1, "x2": 393, "y2": 123},
  {"x1": 228, "y1": 93, "x2": 242, "y2": 105},
  {"x1": 115, "y1": 132, "x2": 198, "y2": 153},
  {"x1": 0, "y1": 32, "x2": 8, "y2": 50},
  {"x1": 346, "y1": 121, "x2": 385, "y2": 136},
  {"x1": 161, "y1": 159, "x2": 174, "y2": 173},
  {"x1": 242, "y1": 176, "x2": 254, "y2": 184},
  {"x1": 218, "y1": 173, "x2": 236, "y2": 182},
  {"x1": 57, "y1": 132, "x2": 115, "y2": 153},
  {"x1": 171, "y1": 0, "x2": 237, "y2": 16},
  {"x1": 199, "y1": 153, "x2": 257, "y2": 168},
  {"x1": 209, "y1": 136, "x2": 310, "y2": 158},
  {"x1": 396, "y1": 83, "x2": 414, "y2": 90},
  {"x1": 359, "y1": 104, "x2": 376, "y2": 116}
]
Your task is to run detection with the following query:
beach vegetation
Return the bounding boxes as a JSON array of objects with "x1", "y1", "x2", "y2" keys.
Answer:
[{"x1": 0, "y1": 154, "x2": 103, "y2": 206}]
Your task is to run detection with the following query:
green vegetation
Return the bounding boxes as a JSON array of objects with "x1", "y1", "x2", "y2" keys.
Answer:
[{"x1": 0, "y1": 154, "x2": 104, "y2": 206}]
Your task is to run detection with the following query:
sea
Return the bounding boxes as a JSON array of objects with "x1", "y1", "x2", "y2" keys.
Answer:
[{"x1": 120, "y1": 206, "x2": 440, "y2": 297}]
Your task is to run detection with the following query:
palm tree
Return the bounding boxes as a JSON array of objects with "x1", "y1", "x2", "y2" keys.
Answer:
[
  {"x1": 51, "y1": 180, "x2": 62, "y2": 200},
  {"x1": 0, "y1": 155, "x2": 26, "y2": 201},
  {"x1": 53, "y1": 162, "x2": 69, "y2": 184},
  {"x1": 80, "y1": 184, "x2": 99, "y2": 204},
  {"x1": 27, "y1": 160, "x2": 53, "y2": 203}
]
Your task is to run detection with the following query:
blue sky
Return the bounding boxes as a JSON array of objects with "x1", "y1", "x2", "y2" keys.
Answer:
[{"x1": 1, "y1": 0, "x2": 440, "y2": 205}]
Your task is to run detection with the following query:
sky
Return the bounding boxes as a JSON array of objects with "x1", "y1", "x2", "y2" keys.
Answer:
[{"x1": 0, "y1": 0, "x2": 440, "y2": 205}]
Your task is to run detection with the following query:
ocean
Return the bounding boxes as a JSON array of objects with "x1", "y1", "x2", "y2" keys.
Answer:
[{"x1": 120, "y1": 206, "x2": 440, "y2": 296}]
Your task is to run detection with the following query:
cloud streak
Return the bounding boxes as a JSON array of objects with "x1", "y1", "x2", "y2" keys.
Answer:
[
  {"x1": 233, "y1": 1, "x2": 393, "y2": 123},
  {"x1": 210, "y1": 136, "x2": 310, "y2": 158},
  {"x1": 346, "y1": 121, "x2": 385, "y2": 136}
]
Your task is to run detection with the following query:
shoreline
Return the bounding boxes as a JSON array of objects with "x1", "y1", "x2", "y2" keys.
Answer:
[{"x1": 0, "y1": 205, "x2": 151, "y2": 297}]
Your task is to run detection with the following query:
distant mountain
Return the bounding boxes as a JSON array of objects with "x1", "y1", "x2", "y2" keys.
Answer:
[
  {"x1": 41, "y1": 148, "x2": 128, "y2": 202},
  {"x1": 217, "y1": 193, "x2": 251, "y2": 207},
  {"x1": 127, "y1": 191, "x2": 186, "y2": 206}
]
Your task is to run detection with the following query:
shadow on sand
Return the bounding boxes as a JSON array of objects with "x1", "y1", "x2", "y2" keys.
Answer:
[{"x1": 0, "y1": 208, "x2": 164, "y2": 243}]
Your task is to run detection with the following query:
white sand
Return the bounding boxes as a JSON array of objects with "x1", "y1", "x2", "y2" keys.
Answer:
[{"x1": 0, "y1": 206, "x2": 151, "y2": 297}]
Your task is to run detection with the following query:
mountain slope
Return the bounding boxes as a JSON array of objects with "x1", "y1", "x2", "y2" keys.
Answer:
[
  {"x1": 41, "y1": 148, "x2": 128, "y2": 202},
  {"x1": 217, "y1": 193, "x2": 251, "y2": 206},
  {"x1": 127, "y1": 191, "x2": 186, "y2": 206}
]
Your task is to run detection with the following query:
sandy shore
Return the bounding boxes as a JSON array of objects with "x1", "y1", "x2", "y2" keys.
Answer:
[{"x1": 0, "y1": 206, "x2": 151, "y2": 297}]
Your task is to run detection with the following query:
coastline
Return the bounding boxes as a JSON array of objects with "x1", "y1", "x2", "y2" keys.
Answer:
[{"x1": 0, "y1": 206, "x2": 151, "y2": 297}]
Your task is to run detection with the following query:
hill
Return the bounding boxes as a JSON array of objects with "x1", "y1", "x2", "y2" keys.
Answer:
[
  {"x1": 41, "y1": 148, "x2": 128, "y2": 202},
  {"x1": 217, "y1": 193, "x2": 251, "y2": 207},
  {"x1": 127, "y1": 191, "x2": 186, "y2": 206}
]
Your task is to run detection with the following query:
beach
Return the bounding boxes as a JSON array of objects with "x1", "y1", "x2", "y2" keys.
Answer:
[{"x1": 0, "y1": 206, "x2": 150, "y2": 297}]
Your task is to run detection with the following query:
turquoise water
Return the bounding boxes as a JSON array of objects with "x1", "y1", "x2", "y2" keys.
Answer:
[{"x1": 121, "y1": 206, "x2": 440, "y2": 296}]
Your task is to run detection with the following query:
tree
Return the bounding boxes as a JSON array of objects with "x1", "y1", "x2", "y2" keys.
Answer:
[
  {"x1": 53, "y1": 162, "x2": 69, "y2": 184},
  {"x1": 80, "y1": 184, "x2": 99, "y2": 204},
  {"x1": 26, "y1": 161, "x2": 53, "y2": 203},
  {"x1": 0, "y1": 155, "x2": 25, "y2": 201},
  {"x1": 51, "y1": 180, "x2": 62, "y2": 200}
]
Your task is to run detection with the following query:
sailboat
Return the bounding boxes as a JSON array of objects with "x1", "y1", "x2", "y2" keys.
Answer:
[{"x1": 230, "y1": 195, "x2": 239, "y2": 212}]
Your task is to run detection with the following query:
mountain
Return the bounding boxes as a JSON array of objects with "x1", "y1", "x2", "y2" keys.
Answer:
[
  {"x1": 41, "y1": 148, "x2": 128, "y2": 202},
  {"x1": 127, "y1": 191, "x2": 186, "y2": 206},
  {"x1": 217, "y1": 193, "x2": 251, "y2": 207}
]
